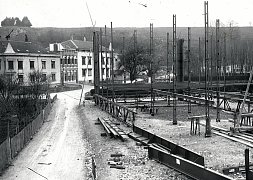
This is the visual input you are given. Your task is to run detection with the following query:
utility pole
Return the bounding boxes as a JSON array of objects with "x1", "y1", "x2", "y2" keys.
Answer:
[
  {"x1": 172, "y1": 14, "x2": 177, "y2": 125},
  {"x1": 110, "y1": 22, "x2": 115, "y2": 101},
  {"x1": 187, "y1": 27, "x2": 191, "y2": 114},
  {"x1": 167, "y1": 32, "x2": 169, "y2": 82},
  {"x1": 204, "y1": 1, "x2": 211, "y2": 137},
  {"x1": 150, "y1": 23, "x2": 154, "y2": 116},
  {"x1": 216, "y1": 19, "x2": 221, "y2": 122}
]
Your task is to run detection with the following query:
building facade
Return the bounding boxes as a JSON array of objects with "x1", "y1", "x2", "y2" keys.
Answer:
[
  {"x1": 0, "y1": 41, "x2": 61, "y2": 84},
  {"x1": 50, "y1": 39, "x2": 119, "y2": 84}
]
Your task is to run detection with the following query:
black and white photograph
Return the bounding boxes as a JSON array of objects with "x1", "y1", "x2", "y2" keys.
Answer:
[{"x1": 0, "y1": 0, "x2": 253, "y2": 179}]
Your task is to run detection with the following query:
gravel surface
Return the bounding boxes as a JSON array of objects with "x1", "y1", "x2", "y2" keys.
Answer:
[
  {"x1": 2, "y1": 87, "x2": 250, "y2": 180},
  {"x1": 79, "y1": 99, "x2": 191, "y2": 180},
  {"x1": 132, "y1": 100, "x2": 252, "y2": 179}
]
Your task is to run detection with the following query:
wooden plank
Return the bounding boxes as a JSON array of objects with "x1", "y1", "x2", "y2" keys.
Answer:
[{"x1": 97, "y1": 118, "x2": 111, "y2": 135}]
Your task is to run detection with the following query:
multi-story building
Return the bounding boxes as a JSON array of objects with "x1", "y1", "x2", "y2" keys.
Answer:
[
  {"x1": 0, "y1": 41, "x2": 61, "y2": 84},
  {"x1": 50, "y1": 38, "x2": 119, "y2": 84},
  {"x1": 50, "y1": 43, "x2": 78, "y2": 84}
]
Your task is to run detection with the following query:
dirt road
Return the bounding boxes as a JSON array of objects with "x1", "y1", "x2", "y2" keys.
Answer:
[
  {"x1": 1, "y1": 85, "x2": 190, "y2": 180},
  {"x1": 0, "y1": 86, "x2": 93, "y2": 180}
]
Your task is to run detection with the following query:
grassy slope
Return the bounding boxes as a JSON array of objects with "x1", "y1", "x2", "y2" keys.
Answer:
[{"x1": 1, "y1": 26, "x2": 253, "y2": 48}]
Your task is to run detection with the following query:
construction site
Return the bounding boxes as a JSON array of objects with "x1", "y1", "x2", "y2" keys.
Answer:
[
  {"x1": 88, "y1": 1, "x2": 253, "y2": 180},
  {"x1": 1, "y1": 1, "x2": 253, "y2": 180}
]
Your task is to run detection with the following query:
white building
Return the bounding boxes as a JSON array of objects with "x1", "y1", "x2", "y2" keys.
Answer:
[
  {"x1": 0, "y1": 41, "x2": 61, "y2": 84},
  {"x1": 50, "y1": 38, "x2": 119, "y2": 84}
]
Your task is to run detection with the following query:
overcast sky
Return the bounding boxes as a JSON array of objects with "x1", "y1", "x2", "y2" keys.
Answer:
[{"x1": 0, "y1": 0, "x2": 252, "y2": 28}]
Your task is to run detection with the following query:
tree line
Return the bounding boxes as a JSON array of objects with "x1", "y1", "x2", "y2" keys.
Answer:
[{"x1": 1, "y1": 16, "x2": 32, "y2": 27}]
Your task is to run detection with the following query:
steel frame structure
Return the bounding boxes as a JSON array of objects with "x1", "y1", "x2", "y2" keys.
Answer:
[
  {"x1": 204, "y1": 1, "x2": 211, "y2": 137},
  {"x1": 172, "y1": 14, "x2": 177, "y2": 125}
]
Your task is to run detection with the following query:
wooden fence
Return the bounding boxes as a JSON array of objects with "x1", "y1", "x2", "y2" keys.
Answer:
[{"x1": 0, "y1": 95, "x2": 56, "y2": 173}]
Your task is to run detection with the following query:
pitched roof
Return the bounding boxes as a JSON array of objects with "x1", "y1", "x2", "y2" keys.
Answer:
[
  {"x1": 0, "y1": 41, "x2": 55, "y2": 54},
  {"x1": 61, "y1": 39, "x2": 106, "y2": 51}
]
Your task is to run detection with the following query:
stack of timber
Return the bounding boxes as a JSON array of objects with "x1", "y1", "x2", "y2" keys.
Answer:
[{"x1": 97, "y1": 118, "x2": 128, "y2": 141}]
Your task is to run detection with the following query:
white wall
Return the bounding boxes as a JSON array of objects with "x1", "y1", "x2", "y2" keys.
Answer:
[{"x1": 0, "y1": 54, "x2": 61, "y2": 84}]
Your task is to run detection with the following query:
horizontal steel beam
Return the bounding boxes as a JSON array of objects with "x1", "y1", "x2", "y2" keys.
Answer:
[
  {"x1": 153, "y1": 89, "x2": 214, "y2": 105},
  {"x1": 133, "y1": 125, "x2": 204, "y2": 166},
  {"x1": 148, "y1": 145, "x2": 234, "y2": 180}
]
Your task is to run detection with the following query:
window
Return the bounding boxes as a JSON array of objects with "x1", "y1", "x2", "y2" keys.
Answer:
[
  {"x1": 60, "y1": 59, "x2": 63, "y2": 64},
  {"x1": 88, "y1": 69, "x2": 92, "y2": 76},
  {"x1": 82, "y1": 69, "x2": 87, "y2": 77},
  {"x1": 88, "y1": 57, "x2": 91, "y2": 65},
  {"x1": 51, "y1": 73, "x2": 56, "y2": 81},
  {"x1": 82, "y1": 56, "x2": 86, "y2": 65},
  {"x1": 64, "y1": 58, "x2": 67, "y2": 64},
  {"x1": 18, "y1": 74, "x2": 23, "y2": 83},
  {"x1": 75, "y1": 59, "x2": 77, "y2": 64},
  {"x1": 30, "y1": 61, "x2": 34, "y2": 69},
  {"x1": 106, "y1": 57, "x2": 110, "y2": 65},
  {"x1": 68, "y1": 71, "x2": 71, "y2": 81},
  {"x1": 68, "y1": 58, "x2": 71, "y2": 64},
  {"x1": 102, "y1": 68, "x2": 105, "y2": 75},
  {"x1": 8, "y1": 61, "x2": 14, "y2": 70},
  {"x1": 42, "y1": 74, "x2": 47, "y2": 81},
  {"x1": 51, "y1": 60, "x2": 55, "y2": 69},
  {"x1": 0, "y1": 60, "x2": 1, "y2": 70},
  {"x1": 71, "y1": 57, "x2": 74, "y2": 64},
  {"x1": 18, "y1": 61, "x2": 23, "y2": 70},
  {"x1": 106, "y1": 68, "x2": 109, "y2": 77},
  {"x1": 65, "y1": 73, "x2": 67, "y2": 81},
  {"x1": 30, "y1": 74, "x2": 35, "y2": 82},
  {"x1": 42, "y1": 61, "x2": 46, "y2": 69},
  {"x1": 102, "y1": 57, "x2": 105, "y2": 65}
]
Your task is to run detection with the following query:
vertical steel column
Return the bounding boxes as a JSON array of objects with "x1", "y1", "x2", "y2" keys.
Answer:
[
  {"x1": 199, "y1": 37, "x2": 201, "y2": 87},
  {"x1": 172, "y1": 14, "x2": 177, "y2": 125},
  {"x1": 133, "y1": 30, "x2": 137, "y2": 82},
  {"x1": 105, "y1": 25, "x2": 109, "y2": 98},
  {"x1": 110, "y1": 22, "x2": 115, "y2": 101},
  {"x1": 187, "y1": 27, "x2": 191, "y2": 114},
  {"x1": 167, "y1": 32, "x2": 169, "y2": 82},
  {"x1": 93, "y1": 31, "x2": 100, "y2": 95},
  {"x1": 100, "y1": 28, "x2": 104, "y2": 96},
  {"x1": 210, "y1": 32, "x2": 213, "y2": 87},
  {"x1": 245, "y1": 148, "x2": 250, "y2": 180},
  {"x1": 216, "y1": 19, "x2": 221, "y2": 122},
  {"x1": 122, "y1": 36, "x2": 126, "y2": 84},
  {"x1": 204, "y1": 1, "x2": 211, "y2": 137},
  {"x1": 150, "y1": 23, "x2": 154, "y2": 116},
  {"x1": 223, "y1": 33, "x2": 226, "y2": 94}
]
